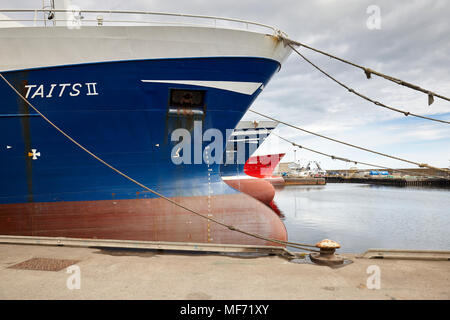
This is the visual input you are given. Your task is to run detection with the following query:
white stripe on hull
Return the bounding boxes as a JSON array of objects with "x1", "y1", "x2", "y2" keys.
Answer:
[{"x1": 141, "y1": 80, "x2": 262, "y2": 95}]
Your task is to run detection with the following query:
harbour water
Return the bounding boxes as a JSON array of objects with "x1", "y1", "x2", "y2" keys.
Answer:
[{"x1": 275, "y1": 183, "x2": 450, "y2": 253}]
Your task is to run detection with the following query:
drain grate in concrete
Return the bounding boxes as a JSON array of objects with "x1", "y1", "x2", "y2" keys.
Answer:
[{"x1": 8, "y1": 258, "x2": 80, "y2": 272}]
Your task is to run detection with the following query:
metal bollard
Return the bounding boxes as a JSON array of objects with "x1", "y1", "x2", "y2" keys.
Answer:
[{"x1": 310, "y1": 239, "x2": 344, "y2": 266}]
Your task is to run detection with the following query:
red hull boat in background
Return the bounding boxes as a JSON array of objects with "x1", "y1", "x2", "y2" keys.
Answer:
[
  {"x1": 245, "y1": 153, "x2": 286, "y2": 186},
  {"x1": 243, "y1": 153, "x2": 286, "y2": 216},
  {"x1": 222, "y1": 152, "x2": 286, "y2": 216}
]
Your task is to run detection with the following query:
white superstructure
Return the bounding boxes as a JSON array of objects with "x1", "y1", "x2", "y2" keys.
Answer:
[{"x1": 0, "y1": 8, "x2": 293, "y2": 72}]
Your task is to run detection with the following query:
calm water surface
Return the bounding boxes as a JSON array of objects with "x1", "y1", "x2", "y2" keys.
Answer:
[{"x1": 274, "y1": 183, "x2": 450, "y2": 253}]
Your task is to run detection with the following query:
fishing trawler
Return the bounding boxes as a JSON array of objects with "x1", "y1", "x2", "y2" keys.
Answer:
[
  {"x1": 220, "y1": 121, "x2": 286, "y2": 215},
  {"x1": 220, "y1": 120, "x2": 279, "y2": 206},
  {"x1": 0, "y1": 2, "x2": 293, "y2": 246}
]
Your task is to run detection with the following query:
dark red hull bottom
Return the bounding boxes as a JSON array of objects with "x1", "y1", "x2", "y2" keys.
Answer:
[
  {"x1": 222, "y1": 178, "x2": 275, "y2": 205},
  {"x1": 0, "y1": 193, "x2": 287, "y2": 247}
]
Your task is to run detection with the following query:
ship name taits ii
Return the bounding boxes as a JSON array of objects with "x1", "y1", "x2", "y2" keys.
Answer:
[{"x1": 24, "y1": 82, "x2": 99, "y2": 99}]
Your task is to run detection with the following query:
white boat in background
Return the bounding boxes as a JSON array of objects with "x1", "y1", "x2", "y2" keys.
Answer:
[{"x1": 288, "y1": 161, "x2": 327, "y2": 177}]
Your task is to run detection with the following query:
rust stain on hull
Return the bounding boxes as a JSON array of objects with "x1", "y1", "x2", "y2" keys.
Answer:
[{"x1": 17, "y1": 78, "x2": 34, "y2": 203}]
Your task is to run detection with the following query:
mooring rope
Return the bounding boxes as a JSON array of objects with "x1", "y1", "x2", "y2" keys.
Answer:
[
  {"x1": 269, "y1": 131, "x2": 448, "y2": 180},
  {"x1": 249, "y1": 109, "x2": 450, "y2": 175},
  {"x1": 0, "y1": 73, "x2": 319, "y2": 253},
  {"x1": 287, "y1": 44, "x2": 450, "y2": 125},
  {"x1": 284, "y1": 38, "x2": 450, "y2": 105}
]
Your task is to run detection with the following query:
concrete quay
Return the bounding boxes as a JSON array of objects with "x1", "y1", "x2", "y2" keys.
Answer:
[{"x1": 0, "y1": 243, "x2": 448, "y2": 300}]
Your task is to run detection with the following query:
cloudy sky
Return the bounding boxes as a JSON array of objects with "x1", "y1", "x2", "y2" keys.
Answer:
[{"x1": 3, "y1": 0, "x2": 450, "y2": 170}]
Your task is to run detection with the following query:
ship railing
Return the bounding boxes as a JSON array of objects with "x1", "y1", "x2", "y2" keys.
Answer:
[{"x1": 0, "y1": 9, "x2": 286, "y2": 36}]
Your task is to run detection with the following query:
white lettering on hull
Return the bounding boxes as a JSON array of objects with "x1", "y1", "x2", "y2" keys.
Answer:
[{"x1": 24, "y1": 83, "x2": 99, "y2": 99}]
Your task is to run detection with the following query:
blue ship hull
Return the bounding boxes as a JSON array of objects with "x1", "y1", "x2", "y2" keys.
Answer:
[{"x1": 0, "y1": 57, "x2": 287, "y2": 245}]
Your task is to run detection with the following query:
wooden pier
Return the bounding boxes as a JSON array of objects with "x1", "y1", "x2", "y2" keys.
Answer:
[{"x1": 283, "y1": 177, "x2": 326, "y2": 186}]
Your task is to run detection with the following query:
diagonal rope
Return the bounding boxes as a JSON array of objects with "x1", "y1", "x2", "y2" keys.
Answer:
[
  {"x1": 269, "y1": 131, "x2": 448, "y2": 180},
  {"x1": 0, "y1": 73, "x2": 319, "y2": 252},
  {"x1": 284, "y1": 38, "x2": 450, "y2": 105},
  {"x1": 287, "y1": 44, "x2": 450, "y2": 125},
  {"x1": 249, "y1": 109, "x2": 450, "y2": 175}
]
